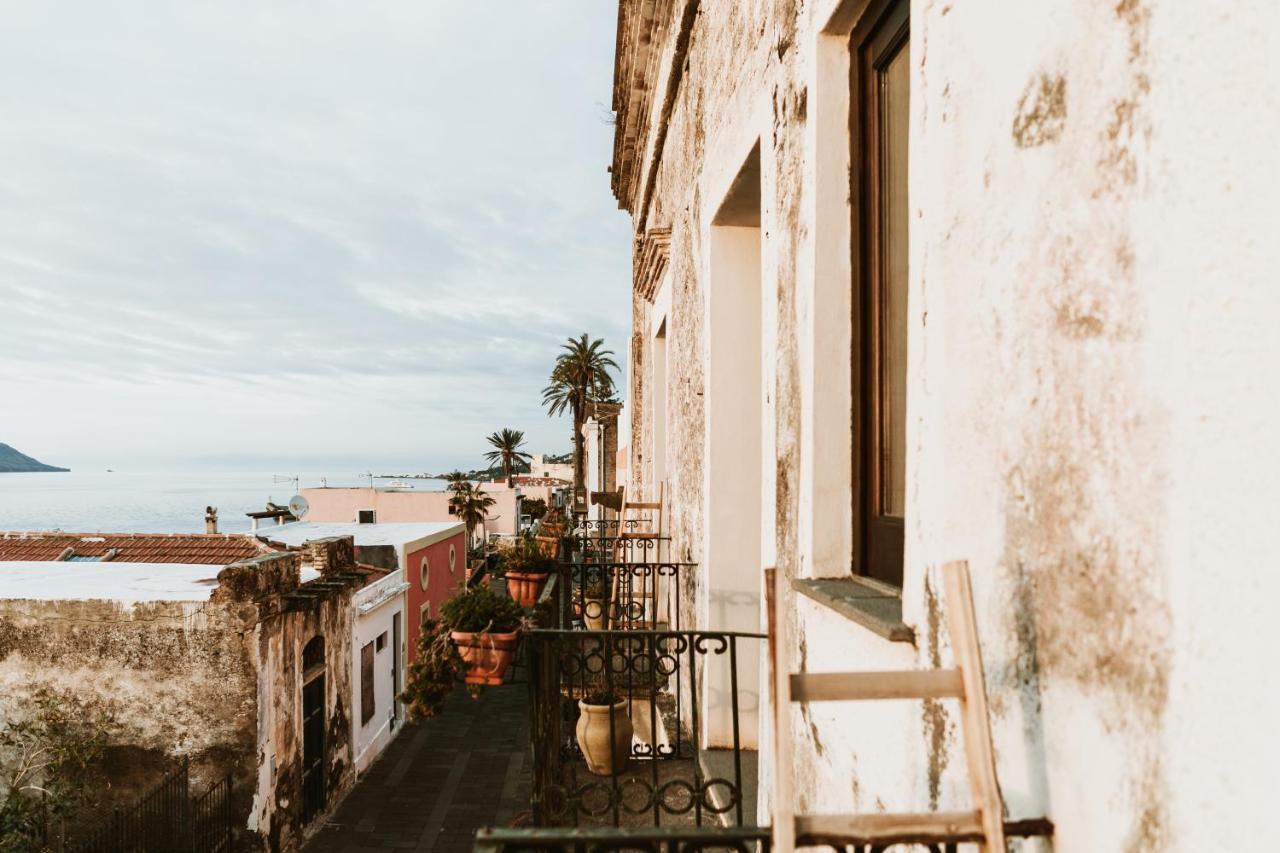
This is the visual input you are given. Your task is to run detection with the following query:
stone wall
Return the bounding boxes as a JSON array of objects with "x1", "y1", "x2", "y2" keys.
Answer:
[
  {"x1": 0, "y1": 597, "x2": 259, "y2": 834},
  {"x1": 612, "y1": 0, "x2": 1280, "y2": 850}
]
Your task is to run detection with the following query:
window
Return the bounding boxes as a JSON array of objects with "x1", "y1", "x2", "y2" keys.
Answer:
[
  {"x1": 853, "y1": 0, "x2": 909, "y2": 587},
  {"x1": 301, "y1": 635, "x2": 325, "y2": 679},
  {"x1": 375, "y1": 632, "x2": 387, "y2": 652},
  {"x1": 359, "y1": 642, "x2": 375, "y2": 725},
  {"x1": 357, "y1": 509, "x2": 376, "y2": 524},
  {"x1": 447, "y1": 504, "x2": 457, "y2": 515},
  {"x1": 448, "y1": 544, "x2": 457, "y2": 573},
  {"x1": 419, "y1": 556, "x2": 430, "y2": 590},
  {"x1": 420, "y1": 601, "x2": 431, "y2": 626}
]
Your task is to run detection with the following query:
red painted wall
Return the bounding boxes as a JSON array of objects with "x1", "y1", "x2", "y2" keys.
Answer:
[{"x1": 405, "y1": 531, "x2": 467, "y2": 663}]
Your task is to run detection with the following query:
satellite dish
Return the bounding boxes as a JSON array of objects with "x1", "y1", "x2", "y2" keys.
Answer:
[{"x1": 288, "y1": 495, "x2": 310, "y2": 519}]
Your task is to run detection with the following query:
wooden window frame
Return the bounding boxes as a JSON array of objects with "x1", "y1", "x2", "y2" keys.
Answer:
[{"x1": 851, "y1": 0, "x2": 909, "y2": 588}]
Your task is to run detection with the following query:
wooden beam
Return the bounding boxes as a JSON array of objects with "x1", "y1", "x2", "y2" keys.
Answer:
[
  {"x1": 764, "y1": 568, "x2": 796, "y2": 853},
  {"x1": 942, "y1": 560, "x2": 1007, "y2": 852},
  {"x1": 790, "y1": 669, "x2": 965, "y2": 701},
  {"x1": 796, "y1": 811, "x2": 983, "y2": 845}
]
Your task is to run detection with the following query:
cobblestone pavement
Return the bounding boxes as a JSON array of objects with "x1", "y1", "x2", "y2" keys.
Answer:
[{"x1": 304, "y1": 680, "x2": 531, "y2": 853}]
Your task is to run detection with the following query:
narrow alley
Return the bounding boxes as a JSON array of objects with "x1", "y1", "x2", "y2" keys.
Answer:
[{"x1": 303, "y1": 682, "x2": 530, "y2": 853}]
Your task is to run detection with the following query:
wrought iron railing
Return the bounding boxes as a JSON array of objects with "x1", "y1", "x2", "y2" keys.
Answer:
[
  {"x1": 66, "y1": 758, "x2": 233, "y2": 853},
  {"x1": 474, "y1": 826, "x2": 772, "y2": 852},
  {"x1": 562, "y1": 529, "x2": 674, "y2": 565},
  {"x1": 542, "y1": 561, "x2": 693, "y2": 632},
  {"x1": 528, "y1": 629, "x2": 763, "y2": 830}
]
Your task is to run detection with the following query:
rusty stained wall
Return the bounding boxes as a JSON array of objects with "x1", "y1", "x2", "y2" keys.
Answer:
[
  {"x1": 611, "y1": 0, "x2": 1280, "y2": 849},
  {"x1": 239, "y1": 550, "x2": 356, "y2": 853},
  {"x1": 0, "y1": 597, "x2": 259, "y2": 824}
]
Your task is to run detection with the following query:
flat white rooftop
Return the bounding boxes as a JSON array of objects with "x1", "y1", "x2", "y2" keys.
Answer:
[
  {"x1": 261, "y1": 521, "x2": 462, "y2": 549},
  {"x1": 0, "y1": 560, "x2": 321, "y2": 603}
]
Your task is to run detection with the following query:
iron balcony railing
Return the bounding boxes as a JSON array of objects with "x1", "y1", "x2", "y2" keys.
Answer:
[
  {"x1": 528, "y1": 628, "x2": 764, "y2": 830},
  {"x1": 474, "y1": 825, "x2": 772, "y2": 852},
  {"x1": 542, "y1": 561, "x2": 694, "y2": 633}
]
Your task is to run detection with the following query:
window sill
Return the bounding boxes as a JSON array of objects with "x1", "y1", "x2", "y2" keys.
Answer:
[{"x1": 792, "y1": 576, "x2": 915, "y2": 644}]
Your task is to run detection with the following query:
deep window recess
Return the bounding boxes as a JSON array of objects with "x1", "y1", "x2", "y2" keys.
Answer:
[
  {"x1": 360, "y1": 642, "x2": 376, "y2": 725},
  {"x1": 853, "y1": 0, "x2": 909, "y2": 587},
  {"x1": 357, "y1": 509, "x2": 376, "y2": 524},
  {"x1": 375, "y1": 632, "x2": 387, "y2": 652}
]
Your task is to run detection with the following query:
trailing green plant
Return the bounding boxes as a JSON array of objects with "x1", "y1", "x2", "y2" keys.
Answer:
[
  {"x1": 438, "y1": 583, "x2": 524, "y2": 634},
  {"x1": 0, "y1": 688, "x2": 116, "y2": 851}
]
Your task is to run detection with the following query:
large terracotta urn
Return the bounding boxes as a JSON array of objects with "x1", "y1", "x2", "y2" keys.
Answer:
[
  {"x1": 582, "y1": 597, "x2": 607, "y2": 630},
  {"x1": 575, "y1": 698, "x2": 632, "y2": 775},
  {"x1": 450, "y1": 630, "x2": 520, "y2": 685}
]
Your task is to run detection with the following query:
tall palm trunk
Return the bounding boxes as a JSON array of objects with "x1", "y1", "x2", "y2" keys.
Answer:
[{"x1": 572, "y1": 403, "x2": 586, "y2": 513}]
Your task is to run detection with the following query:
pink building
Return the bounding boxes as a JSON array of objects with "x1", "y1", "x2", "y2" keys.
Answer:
[{"x1": 299, "y1": 485, "x2": 520, "y2": 538}]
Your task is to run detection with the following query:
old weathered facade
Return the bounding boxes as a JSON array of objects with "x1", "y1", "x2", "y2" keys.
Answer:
[
  {"x1": 0, "y1": 536, "x2": 377, "y2": 851},
  {"x1": 612, "y1": 0, "x2": 1279, "y2": 850}
]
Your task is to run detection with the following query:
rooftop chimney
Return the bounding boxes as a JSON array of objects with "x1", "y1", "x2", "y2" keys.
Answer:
[{"x1": 205, "y1": 506, "x2": 219, "y2": 535}]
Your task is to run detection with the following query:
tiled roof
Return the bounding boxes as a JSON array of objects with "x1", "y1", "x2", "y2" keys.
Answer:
[
  {"x1": 0, "y1": 532, "x2": 274, "y2": 565},
  {"x1": 510, "y1": 476, "x2": 571, "y2": 487}
]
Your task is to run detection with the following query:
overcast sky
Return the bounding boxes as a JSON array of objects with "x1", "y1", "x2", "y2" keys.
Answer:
[{"x1": 0, "y1": 2, "x2": 631, "y2": 473}]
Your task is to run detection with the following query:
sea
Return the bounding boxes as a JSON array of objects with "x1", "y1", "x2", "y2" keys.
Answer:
[{"x1": 0, "y1": 470, "x2": 445, "y2": 534}]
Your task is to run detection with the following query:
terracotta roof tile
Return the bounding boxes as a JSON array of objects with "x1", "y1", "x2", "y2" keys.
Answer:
[{"x1": 0, "y1": 532, "x2": 274, "y2": 565}]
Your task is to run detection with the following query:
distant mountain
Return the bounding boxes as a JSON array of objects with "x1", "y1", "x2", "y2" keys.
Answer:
[{"x1": 0, "y1": 443, "x2": 69, "y2": 473}]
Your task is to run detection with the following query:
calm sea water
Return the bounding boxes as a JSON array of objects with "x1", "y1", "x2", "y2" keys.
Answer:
[{"x1": 0, "y1": 470, "x2": 441, "y2": 534}]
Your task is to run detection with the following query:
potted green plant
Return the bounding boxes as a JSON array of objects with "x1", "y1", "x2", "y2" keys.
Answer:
[
  {"x1": 581, "y1": 575, "x2": 608, "y2": 630},
  {"x1": 575, "y1": 689, "x2": 633, "y2": 776},
  {"x1": 401, "y1": 584, "x2": 525, "y2": 718},
  {"x1": 502, "y1": 537, "x2": 556, "y2": 609}
]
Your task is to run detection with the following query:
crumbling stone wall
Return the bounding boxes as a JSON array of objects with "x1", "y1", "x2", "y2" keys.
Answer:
[
  {"x1": 0, "y1": 597, "x2": 259, "y2": 831},
  {"x1": 234, "y1": 547, "x2": 356, "y2": 852}
]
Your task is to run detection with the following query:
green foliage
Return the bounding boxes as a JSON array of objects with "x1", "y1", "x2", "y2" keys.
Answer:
[
  {"x1": 581, "y1": 689, "x2": 622, "y2": 706},
  {"x1": 0, "y1": 688, "x2": 115, "y2": 851},
  {"x1": 542, "y1": 334, "x2": 619, "y2": 496},
  {"x1": 400, "y1": 584, "x2": 527, "y2": 719},
  {"x1": 523, "y1": 497, "x2": 548, "y2": 522},
  {"x1": 438, "y1": 583, "x2": 524, "y2": 633},
  {"x1": 448, "y1": 481, "x2": 497, "y2": 541},
  {"x1": 400, "y1": 621, "x2": 463, "y2": 721},
  {"x1": 483, "y1": 429, "x2": 533, "y2": 482},
  {"x1": 494, "y1": 537, "x2": 556, "y2": 577}
]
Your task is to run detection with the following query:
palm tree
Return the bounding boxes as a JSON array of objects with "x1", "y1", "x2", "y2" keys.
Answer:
[
  {"x1": 542, "y1": 334, "x2": 618, "y2": 508},
  {"x1": 449, "y1": 481, "x2": 496, "y2": 548},
  {"x1": 484, "y1": 429, "x2": 533, "y2": 486},
  {"x1": 444, "y1": 470, "x2": 469, "y2": 493}
]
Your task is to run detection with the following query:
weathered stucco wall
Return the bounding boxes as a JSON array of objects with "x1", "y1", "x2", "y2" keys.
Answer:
[
  {"x1": 615, "y1": 0, "x2": 1280, "y2": 850},
  {"x1": 0, "y1": 597, "x2": 259, "y2": 831}
]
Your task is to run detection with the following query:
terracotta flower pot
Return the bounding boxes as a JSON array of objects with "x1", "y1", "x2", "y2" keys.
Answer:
[
  {"x1": 505, "y1": 571, "x2": 549, "y2": 608},
  {"x1": 450, "y1": 629, "x2": 520, "y2": 685},
  {"x1": 583, "y1": 596, "x2": 607, "y2": 630},
  {"x1": 575, "y1": 699, "x2": 632, "y2": 776}
]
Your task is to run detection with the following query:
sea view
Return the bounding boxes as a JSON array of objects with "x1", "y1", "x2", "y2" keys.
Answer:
[{"x1": 0, "y1": 470, "x2": 444, "y2": 534}]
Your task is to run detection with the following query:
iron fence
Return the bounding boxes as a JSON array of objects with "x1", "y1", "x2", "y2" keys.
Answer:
[
  {"x1": 474, "y1": 826, "x2": 772, "y2": 852},
  {"x1": 528, "y1": 629, "x2": 763, "y2": 830},
  {"x1": 543, "y1": 561, "x2": 692, "y2": 633},
  {"x1": 562, "y1": 530, "x2": 673, "y2": 565},
  {"x1": 66, "y1": 758, "x2": 234, "y2": 853}
]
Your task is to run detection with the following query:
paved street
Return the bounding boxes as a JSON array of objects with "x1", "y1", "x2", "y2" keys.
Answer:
[{"x1": 304, "y1": 680, "x2": 531, "y2": 853}]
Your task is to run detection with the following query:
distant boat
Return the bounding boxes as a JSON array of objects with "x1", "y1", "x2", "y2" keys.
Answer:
[{"x1": 384, "y1": 479, "x2": 412, "y2": 490}]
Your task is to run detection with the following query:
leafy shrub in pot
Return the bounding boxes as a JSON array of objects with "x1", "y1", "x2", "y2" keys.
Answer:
[{"x1": 401, "y1": 584, "x2": 525, "y2": 718}]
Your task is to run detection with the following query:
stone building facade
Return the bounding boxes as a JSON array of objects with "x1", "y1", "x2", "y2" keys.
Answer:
[
  {"x1": 611, "y1": 0, "x2": 1279, "y2": 850},
  {"x1": 0, "y1": 537, "x2": 374, "y2": 851}
]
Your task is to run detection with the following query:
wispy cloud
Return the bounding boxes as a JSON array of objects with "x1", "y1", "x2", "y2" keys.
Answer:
[{"x1": 0, "y1": 1, "x2": 631, "y2": 471}]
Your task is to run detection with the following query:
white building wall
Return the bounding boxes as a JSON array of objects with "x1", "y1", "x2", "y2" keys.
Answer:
[
  {"x1": 350, "y1": 569, "x2": 409, "y2": 775},
  {"x1": 614, "y1": 0, "x2": 1280, "y2": 849}
]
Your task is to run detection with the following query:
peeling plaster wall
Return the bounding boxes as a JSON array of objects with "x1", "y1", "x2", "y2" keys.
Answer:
[
  {"x1": 615, "y1": 0, "x2": 1280, "y2": 849},
  {"x1": 0, "y1": 598, "x2": 258, "y2": 831}
]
